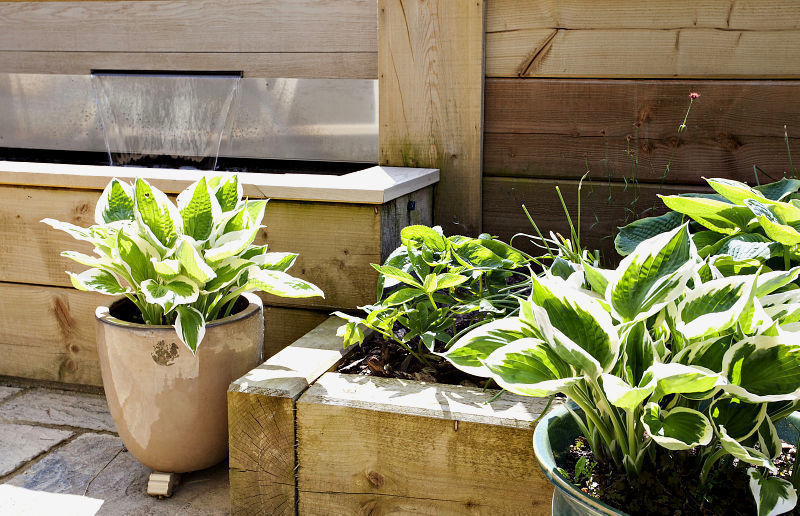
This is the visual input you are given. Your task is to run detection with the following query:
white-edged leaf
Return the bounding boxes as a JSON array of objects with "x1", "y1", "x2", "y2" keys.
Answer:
[
  {"x1": 719, "y1": 425, "x2": 776, "y2": 472},
  {"x1": 177, "y1": 176, "x2": 220, "y2": 241},
  {"x1": 150, "y1": 257, "x2": 180, "y2": 278},
  {"x1": 175, "y1": 305, "x2": 206, "y2": 353},
  {"x1": 68, "y1": 268, "x2": 129, "y2": 295},
  {"x1": 242, "y1": 268, "x2": 324, "y2": 299},
  {"x1": 133, "y1": 178, "x2": 181, "y2": 248},
  {"x1": 722, "y1": 335, "x2": 800, "y2": 402},
  {"x1": 205, "y1": 226, "x2": 260, "y2": 263},
  {"x1": 141, "y1": 276, "x2": 199, "y2": 308},
  {"x1": 674, "y1": 275, "x2": 755, "y2": 340},
  {"x1": 602, "y1": 373, "x2": 655, "y2": 411},
  {"x1": 641, "y1": 403, "x2": 713, "y2": 450},
  {"x1": 176, "y1": 238, "x2": 216, "y2": 283},
  {"x1": 95, "y1": 178, "x2": 134, "y2": 224},
  {"x1": 251, "y1": 252, "x2": 298, "y2": 271},
  {"x1": 748, "y1": 468, "x2": 798, "y2": 516},
  {"x1": 41, "y1": 218, "x2": 94, "y2": 243},
  {"x1": 443, "y1": 317, "x2": 526, "y2": 376}
]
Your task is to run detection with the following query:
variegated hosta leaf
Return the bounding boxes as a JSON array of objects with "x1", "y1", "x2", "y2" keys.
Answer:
[
  {"x1": 482, "y1": 338, "x2": 582, "y2": 397},
  {"x1": 251, "y1": 252, "x2": 298, "y2": 271},
  {"x1": 529, "y1": 277, "x2": 619, "y2": 377},
  {"x1": 601, "y1": 372, "x2": 655, "y2": 411},
  {"x1": 150, "y1": 257, "x2": 180, "y2": 279},
  {"x1": 722, "y1": 335, "x2": 800, "y2": 402},
  {"x1": 202, "y1": 258, "x2": 251, "y2": 293},
  {"x1": 242, "y1": 268, "x2": 324, "y2": 299},
  {"x1": 177, "y1": 177, "x2": 220, "y2": 241},
  {"x1": 641, "y1": 403, "x2": 713, "y2": 450},
  {"x1": 133, "y1": 178, "x2": 181, "y2": 249},
  {"x1": 647, "y1": 362, "x2": 722, "y2": 401},
  {"x1": 41, "y1": 218, "x2": 95, "y2": 243},
  {"x1": 718, "y1": 425, "x2": 776, "y2": 472},
  {"x1": 708, "y1": 396, "x2": 766, "y2": 442},
  {"x1": 706, "y1": 177, "x2": 765, "y2": 205},
  {"x1": 756, "y1": 267, "x2": 800, "y2": 297},
  {"x1": 620, "y1": 321, "x2": 655, "y2": 386},
  {"x1": 175, "y1": 305, "x2": 206, "y2": 353},
  {"x1": 673, "y1": 334, "x2": 735, "y2": 373},
  {"x1": 443, "y1": 317, "x2": 527, "y2": 376},
  {"x1": 610, "y1": 224, "x2": 697, "y2": 322},
  {"x1": 95, "y1": 178, "x2": 134, "y2": 224},
  {"x1": 758, "y1": 416, "x2": 782, "y2": 460},
  {"x1": 115, "y1": 230, "x2": 157, "y2": 285},
  {"x1": 614, "y1": 211, "x2": 684, "y2": 256},
  {"x1": 582, "y1": 262, "x2": 618, "y2": 297},
  {"x1": 205, "y1": 226, "x2": 260, "y2": 263},
  {"x1": 748, "y1": 468, "x2": 798, "y2": 516},
  {"x1": 214, "y1": 175, "x2": 242, "y2": 213},
  {"x1": 710, "y1": 255, "x2": 762, "y2": 276},
  {"x1": 660, "y1": 195, "x2": 753, "y2": 235},
  {"x1": 716, "y1": 234, "x2": 781, "y2": 262},
  {"x1": 68, "y1": 268, "x2": 129, "y2": 295},
  {"x1": 176, "y1": 238, "x2": 216, "y2": 283},
  {"x1": 140, "y1": 276, "x2": 199, "y2": 308},
  {"x1": 673, "y1": 275, "x2": 754, "y2": 341},
  {"x1": 62, "y1": 250, "x2": 113, "y2": 269}
]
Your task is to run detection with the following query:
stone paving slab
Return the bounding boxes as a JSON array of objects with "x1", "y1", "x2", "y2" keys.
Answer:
[
  {"x1": 9, "y1": 433, "x2": 230, "y2": 515},
  {"x1": 0, "y1": 485, "x2": 104, "y2": 516},
  {"x1": 0, "y1": 386, "x2": 21, "y2": 403},
  {"x1": 0, "y1": 423, "x2": 73, "y2": 476},
  {"x1": 0, "y1": 389, "x2": 115, "y2": 432}
]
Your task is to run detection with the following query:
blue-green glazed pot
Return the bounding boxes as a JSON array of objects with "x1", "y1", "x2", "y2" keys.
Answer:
[{"x1": 533, "y1": 403, "x2": 800, "y2": 516}]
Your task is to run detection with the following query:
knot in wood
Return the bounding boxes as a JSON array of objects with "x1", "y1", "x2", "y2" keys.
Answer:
[{"x1": 367, "y1": 470, "x2": 384, "y2": 488}]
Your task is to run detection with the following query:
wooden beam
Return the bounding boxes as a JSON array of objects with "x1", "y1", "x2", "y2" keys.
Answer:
[
  {"x1": 0, "y1": 51, "x2": 377, "y2": 79},
  {"x1": 485, "y1": 1, "x2": 800, "y2": 78},
  {"x1": 228, "y1": 317, "x2": 355, "y2": 516},
  {"x1": 482, "y1": 177, "x2": 707, "y2": 261},
  {"x1": 484, "y1": 79, "x2": 800, "y2": 184},
  {"x1": 378, "y1": 0, "x2": 485, "y2": 236},
  {"x1": 297, "y1": 372, "x2": 555, "y2": 514}
]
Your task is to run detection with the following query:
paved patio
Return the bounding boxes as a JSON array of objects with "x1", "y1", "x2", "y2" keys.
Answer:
[{"x1": 0, "y1": 380, "x2": 230, "y2": 515}]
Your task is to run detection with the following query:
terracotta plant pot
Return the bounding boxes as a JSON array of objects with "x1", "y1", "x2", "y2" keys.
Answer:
[
  {"x1": 96, "y1": 292, "x2": 264, "y2": 473},
  {"x1": 533, "y1": 403, "x2": 800, "y2": 516}
]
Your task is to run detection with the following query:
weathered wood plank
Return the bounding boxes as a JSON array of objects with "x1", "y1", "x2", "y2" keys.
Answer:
[
  {"x1": 0, "y1": 283, "x2": 106, "y2": 386},
  {"x1": 486, "y1": 0, "x2": 800, "y2": 32},
  {"x1": 378, "y1": 0, "x2": 484, "y2": 236},
  {"x1": 297, "y1": 372, "x2": 555, "y2": 515},
  {"x1": 484, "y1": 79, "x2": 800, "y2": 184},
  {"x1": 262, "y1": 306, "x2": 330, "y2": 360},
  {"x1": 228, "y1": 317, "x2": 355, "y2": 516},
  {"x1": 482, "y1": 177, "x2": 707, "y2": 260},
  {"x1": 379, "y1": 186, "x2": 434, "y2": 261},
  {"x1": 0, "y1": 50, "x2": 377, "y2": 79},
  {"x1": 0, "y1": 0, "x2": 376, "y2": 53},
  {"x1": 487, "y1": 28, "x2": 800, "y2": 78}
]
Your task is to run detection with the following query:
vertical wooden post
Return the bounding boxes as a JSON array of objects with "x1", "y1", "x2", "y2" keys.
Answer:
[{"x1": 378, "y1": 0, "x2": 485, "y2": 236}]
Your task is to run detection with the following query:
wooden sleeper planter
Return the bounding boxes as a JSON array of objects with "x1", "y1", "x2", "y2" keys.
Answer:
[{"x1": 228, "y1": 317, "x2": 557, "y2": 515}]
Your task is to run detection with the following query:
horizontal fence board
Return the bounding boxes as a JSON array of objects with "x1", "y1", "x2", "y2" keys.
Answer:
[
  {"x1": 0, "y1": 185, "x2": 382, "y2": 310},
  {"x1": 485, "y1": 79, "x2": 800, "y2": 184},
  {"x1": 486, "y1": 0, "x2": 800, "y2": 32},
  {"x1": 482, "y1": 177, "x2": 707, "y2": 261},
  {"x1": 0, "y1": 51, "x2": 377, "y2": 79},
  {"x1": 486, "y1": 28, "x2": 800, "y2": 78},
  {"x1": 0, "y1": 0, "x2": 377, "y2": 53}
]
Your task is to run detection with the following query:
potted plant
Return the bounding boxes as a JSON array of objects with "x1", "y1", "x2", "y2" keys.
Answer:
[
  {"x1": 443, "y1": 223, "x2": 800, "y2": 515},
  {"x1": 42, "y1": 175, "x2": 323, "y2": 488}
]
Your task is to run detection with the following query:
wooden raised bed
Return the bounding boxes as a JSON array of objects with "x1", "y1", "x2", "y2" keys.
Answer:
[
  {"x1": 0, "y1": 163, "x2": 437, "y2": 386},
  {"x1": 228, "y1": 316, "x2": 556, "y2": 515}
]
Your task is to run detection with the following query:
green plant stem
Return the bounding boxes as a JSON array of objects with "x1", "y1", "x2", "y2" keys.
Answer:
[
  {"x1": 567, "y1": 386, "x2": 617, "y2": 463},
  {"x1": 700, "y1": 447, "x2": 728, "y2": 483},
  {"x1": 588, "y1": 377, "x2": 631, "y2": 458},
  {"x1": 785, "y1": 245, "x2": 792, "y2": 270}
]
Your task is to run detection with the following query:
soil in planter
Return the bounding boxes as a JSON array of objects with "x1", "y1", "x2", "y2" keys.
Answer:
[
  {"x1": 564, "y1": 436, "x2": 799, "y2": 515},
  {"x1": 109, "y1": 296, "x2": 249, "y2": 324},
  {"x1": 336, "y1": 317, "x2": 496, "y2": 387}
]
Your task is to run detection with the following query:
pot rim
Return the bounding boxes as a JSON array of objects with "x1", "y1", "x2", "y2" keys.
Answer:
[{"x1": 94, "y1": 291, "x2": 262, "y2": 330}]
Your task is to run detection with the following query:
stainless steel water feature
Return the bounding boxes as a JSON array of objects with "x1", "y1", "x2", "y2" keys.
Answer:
[{"x1": 0, "y1": 74, "x2": 378, "y2": 163}]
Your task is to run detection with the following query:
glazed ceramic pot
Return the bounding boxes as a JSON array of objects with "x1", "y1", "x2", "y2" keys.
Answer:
[
  {"x1": 96, "y1": 292, "x2": 263, "y2": 473},
  {"x1": 533, "y1": 403, "x2": 800, "y2": 516}
]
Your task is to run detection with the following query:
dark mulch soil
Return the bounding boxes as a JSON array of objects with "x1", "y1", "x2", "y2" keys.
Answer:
[
  {"x1": 335, "y1": 316, "x2": 495, "y2": 387},
  {"x1": 564, "y1": 436, "x2": 799, "y2": 515},
  {"x1": 108, "y1": 296, "x2": 248, "y2": 324}
]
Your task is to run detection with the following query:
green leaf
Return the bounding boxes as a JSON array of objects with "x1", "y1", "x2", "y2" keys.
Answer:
[
  {"x1": 140, "y1": 276, "x2": 199, "y2": 308},
  {"x1": 660, "y1": 195, "x2": 754, "y2": 235},
  {"x1": 242, "y1": 268, "x2": 324, "y2": 298},
  {"x1": 205, "y1": 226, "x2": 260, "y2": 263},
  {"x1": 251, "y1": 252, "x2": 298, "y2": 272},
  {"x1": 610, "y1": 224, "x2": 696, "y2": 322},
  {"x1": 621, "y1": 321, "x2": 655, "y2": 385},
  {"x1": 68, "y1": 268, "x2": 129, "y2": 295},
  {"x1": 615, "y1": 211, "x2": 683, "y2": 256},
  {"x1": 706, "y1": 177, "x2": 765, "y2": 205},
  {"x1": 401, "y1": 225, "x2": 447, "y2": 251},
  {"x1": 178, "y1": 177, "x2": 217, "y2": 241},
  {"x1": 383, "y1": 288, "x2": 425, "y2": 306},
  {"x1": 335, "y1": 319, "x2": 366, "y2": 348},
  {"x1": 150, "y1": 257, "x2": 180, "y2": 279},
  {"x1": 709, "y1": 396, "x2": 766, "y2": 442},
  {"x1": 95, "y1": 178, "x2": 134, "y2": 224},
  {"x1": 756, "y1": 178, "x2": 800, "y2": 201},
  {"x1": 444, "y1": 317, "x2": 526, "y2": 376},
  {"x1": 647, "y1": 362, "x2": 721, "y2": 400},
  {"x1": 674, "y1": 275, "x2": 754, "y2": 341},
  {"x1": 133, "y1": 178, "x2": 180, "y2": 248},
  {"x1": 602, "y1": 373, "x2": 654, "y2": 411},
  {"x1": 116, "y1": 230, "x2": 156, "y2": 284},
  {"x1": 202, "y1": 258, "x2": 251, "y2": 293},
  {"x1": 240, "y1": 245, "x2": 268, "y2": 260},
  {"x1": 175, "y1": 305, "x2": 206, "y2": 353},
  {"x1": 747, "y1": 468, "x2": 798, "y2": 516},
  {"x1": 758, "y1": 416, "x2": 782, "y2": 460},
  {"x1": 641, "y1": 403, "x2": 713, "y2": 450},
  {"x1": 435, "y1": 273, "x2": 468, "y2": 290},
  {"x1": 673, "y1": 334, "x2": 735, "y2": 372},
  {"x1": 719, "y1": 425, "x2": 775, "y2": 471},
  {"x1": 756, "y1": 267, "x2": 800, "y2": 297},
  {"x1": 722, "y1": 335, "x2": 800, "y2": 402},
  {"x1": 372, "y1": 264, "x2": 423, "y2": 289},
  {"x1": 176, "y1": 238, "x2": 216, "y2": 283},
  {"x1": 483, "y1": 338, "x2": 582, "y2": 397},
  {"x1": 215, "y1": 175, "x2": 242, "y2": 212},
  {"x1": 717, "y1": 234, "x2": 781, "y2": 262},
  {"x1": 422, "y1": 273, "x2": 437, "y2": 293}
]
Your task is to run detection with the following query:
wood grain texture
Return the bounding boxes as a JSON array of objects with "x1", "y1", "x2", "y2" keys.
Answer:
[
  {"x1": 297, "y1": 373, "x2": 554, "y2": 515},
  {"x1": 0, "y1": 50, "x2": 377, "y2": 79},
  {"x1": 0, "y1": 283, "x2": 106, "y2": 386},
  {"x1": 485, "y1": 1, "x2": 800, "y2": 78},
  {"x1": 378, "y1": 0, "x2": 484, "y2": 236},
  {"x1": 0, "y1": 0, "x2": 376, "y2": 53},
  {"x1": 262, "y1": 306, "x2": 330, "y2": 360},
  {"x1": 380, "y1": 186, "x2": 434, "y2": 262},
  {"x1": 228, "y1": 317, "x2": 356, "y2": 516},
  {"x1": 484, "y1": 79, "x2": 800, "y2": 184},
  {"x1": 482, "y1": 177, "x2": 708, "y2": 260}
]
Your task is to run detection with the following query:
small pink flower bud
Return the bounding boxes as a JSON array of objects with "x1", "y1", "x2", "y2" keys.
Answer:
[{"x1": 689, "y1": 92, "x2": 700, "y2": 99}]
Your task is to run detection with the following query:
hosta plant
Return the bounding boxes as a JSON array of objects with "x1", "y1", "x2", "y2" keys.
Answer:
[
  {"x1": 616, "y1": 176, "x2": 800, "y2": 273},
  {"x1": 445, "y1": 223, "x2": 800, "y2": 515},
  {"x1": 43, "y1": 176, "x2": 323, "y2": 352}
]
